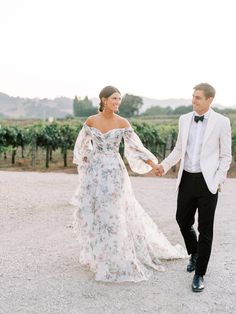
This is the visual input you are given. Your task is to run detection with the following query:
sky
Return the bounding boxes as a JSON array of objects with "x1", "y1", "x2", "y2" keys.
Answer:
[{"x1": 0, "y1": 0, "x2": 236, "y2": 107}]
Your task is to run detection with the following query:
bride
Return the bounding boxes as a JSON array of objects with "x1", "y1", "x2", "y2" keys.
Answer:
[{"x1": 71, "y1": 86, "x2": 186, "y2": 282}]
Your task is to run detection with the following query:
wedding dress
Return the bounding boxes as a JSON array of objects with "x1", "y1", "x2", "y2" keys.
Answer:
[{"x1": 71, "y1": 124, "x2": 186, "y2": 282}]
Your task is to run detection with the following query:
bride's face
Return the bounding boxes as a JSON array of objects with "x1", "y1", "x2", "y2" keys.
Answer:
[{"x1": 104, "y1": 92, "x2": 122, "y2": 112}]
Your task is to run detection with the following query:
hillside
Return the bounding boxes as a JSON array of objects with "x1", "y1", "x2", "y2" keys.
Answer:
[
  {"x1": 0, "y1": 92, "x2": 73, "y2": 119},
  {"x1": 0, "y1": 92, "x2": 233, "y2": 119}
]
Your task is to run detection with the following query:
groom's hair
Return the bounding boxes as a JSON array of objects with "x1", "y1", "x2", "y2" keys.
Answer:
[{"x1": 193, "y1": 83, "x2": 216, "y2": 99}]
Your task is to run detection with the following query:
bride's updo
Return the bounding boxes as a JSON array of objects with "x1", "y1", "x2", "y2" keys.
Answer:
[{"x1": 98, "y1": 86, "x2": 121, "y2": 112}]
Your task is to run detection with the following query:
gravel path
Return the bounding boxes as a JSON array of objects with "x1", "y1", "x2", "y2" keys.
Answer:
[{"x1": 0, "y1": 171, "x2": 235, "y2": 314}]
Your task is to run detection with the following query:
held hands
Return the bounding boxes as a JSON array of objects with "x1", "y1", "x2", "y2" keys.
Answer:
[
  {"x1": 146, "y1": 160, "x2": 165, "y2": 176},
  {"x1": 152, "y1": 163, "x2": 165, "y2": 177}
]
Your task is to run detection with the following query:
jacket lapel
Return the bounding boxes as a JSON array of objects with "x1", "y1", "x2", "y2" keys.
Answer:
[
  {"x1": 182, "y1": 112, "x2": 194, "y2": 154},
  {"x1": 202, "y1": 108, "x2": 218, "y2": 147}
]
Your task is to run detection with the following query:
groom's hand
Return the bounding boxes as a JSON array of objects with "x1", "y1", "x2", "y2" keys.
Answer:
[
  {"x1": 146, "y1": 160, "x2": 165, "y2": 176},
  {"x1": 155, "y1": 164, "x2": 164, "y2": 177}
]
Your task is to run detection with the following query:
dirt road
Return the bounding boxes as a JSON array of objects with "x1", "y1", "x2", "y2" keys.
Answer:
[{"x1": 0, "y1": 171, "x2": 235, "y2": 313}]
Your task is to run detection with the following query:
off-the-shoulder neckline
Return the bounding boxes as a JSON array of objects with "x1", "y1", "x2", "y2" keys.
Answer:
[{"x1": 84, "y1": 124, "x2": 133, "y2": 135}]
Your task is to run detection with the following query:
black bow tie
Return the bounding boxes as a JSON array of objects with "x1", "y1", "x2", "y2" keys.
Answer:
[{"x1": 194, "y1": 115, "x2": 204, "y2": 123}]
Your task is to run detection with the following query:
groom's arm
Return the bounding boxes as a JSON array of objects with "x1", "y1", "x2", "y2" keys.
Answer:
[
  {"x1": 160, "y1": 117, "x2": 183, "y2": 174},
  {"x1": 217, "y1": 117, "x2": 232, "y2": 185}
]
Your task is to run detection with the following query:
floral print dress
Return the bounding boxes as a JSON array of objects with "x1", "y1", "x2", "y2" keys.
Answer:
[{"x1": 71, "y1": 124, "x2": 186, "y2": 282}]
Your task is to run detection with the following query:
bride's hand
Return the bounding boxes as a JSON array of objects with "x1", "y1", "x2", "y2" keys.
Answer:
[
  {"x1": 146, "y1": 160, "x2": 164, "y2": 176},
  {"x1": 152, "y1": 163, "x2": 164, "y2": 176}
]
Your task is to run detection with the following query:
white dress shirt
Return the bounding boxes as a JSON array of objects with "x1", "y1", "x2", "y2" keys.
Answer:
[{"x1": 184, "y1": 110, "x2": 210, "y2": 173}]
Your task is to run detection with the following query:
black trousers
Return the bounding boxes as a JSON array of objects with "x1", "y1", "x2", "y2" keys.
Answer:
[{"x1": 176, "y1": 170, "x2": 218, "y2": 276}]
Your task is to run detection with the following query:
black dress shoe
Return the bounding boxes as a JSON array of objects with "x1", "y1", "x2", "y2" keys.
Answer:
[
  {"x1": 187, "y1": 253, "x2": 198, "y2": 272},
  {"x1": 192, "y1": 274, "x2": 204, "y2": 292}
]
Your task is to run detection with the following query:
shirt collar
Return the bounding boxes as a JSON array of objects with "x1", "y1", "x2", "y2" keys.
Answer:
[{"x1": 194, "y1": 109, "x2": 210, "y2": 120}]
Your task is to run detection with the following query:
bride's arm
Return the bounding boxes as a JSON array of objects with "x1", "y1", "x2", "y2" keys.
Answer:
[
  {"x1": 123, "y1": 127, "x2": 158, "y2": 174},
  {"x1": 73, "y1": 124, "x2": 93, "y2": 166}
]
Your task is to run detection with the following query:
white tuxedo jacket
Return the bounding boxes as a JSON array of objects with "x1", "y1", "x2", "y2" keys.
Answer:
[{"x1": 161, "y1": 108, "x2": 232, "y2": 194}]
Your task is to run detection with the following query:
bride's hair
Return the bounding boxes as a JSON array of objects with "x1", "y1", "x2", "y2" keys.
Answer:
[{"x1": 98, "y1": 86, "x2": 121, "y2": 112}]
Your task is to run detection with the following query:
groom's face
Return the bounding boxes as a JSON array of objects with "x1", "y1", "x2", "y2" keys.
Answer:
[{"x1": 192, "y1": 89, "x2": 213, "y2": 115}]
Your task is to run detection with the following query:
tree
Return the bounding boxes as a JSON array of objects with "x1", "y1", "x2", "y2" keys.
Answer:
[
  {"x1": 58, "y1": 123, "x2": 79, "y2": 167},
  {"x1": 173, "y1": 105, "x2": 192, "y2": 115},
  {"x1": 119, "y1": 94, "x2": 143, "y2": 117},
  {"x1": 143, "y1": 105, "x2": 173, "y2": 116},
  {"x1": 73, "y1": 96, "x2": 97, "y2": 117},
  {"x1": 1, "y1": 126, "x2": 26, "y2": 164},
  {"x1": 73, "y1": 96, "x2": 80, "y2": 116}
]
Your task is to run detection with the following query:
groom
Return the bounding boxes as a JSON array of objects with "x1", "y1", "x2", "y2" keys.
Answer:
[{"x1": 157, "y1": 83, "x2": 232, "y2": 292}]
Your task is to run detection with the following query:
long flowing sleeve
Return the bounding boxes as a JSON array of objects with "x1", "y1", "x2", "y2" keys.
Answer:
[
  {"x1": 123, "y1": 128, "x2": 158, "y2": 174},
  {"x1": 73, "y1": 124, "x2": 93, "y2": 166}
]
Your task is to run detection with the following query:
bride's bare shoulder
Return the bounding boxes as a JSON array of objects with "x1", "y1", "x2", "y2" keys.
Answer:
[
  {"x1": 117, "y1": 116, "x2": 131, "y2": 128},
  {"x1": 85, "y1": 114, "x2": 100, "y2": 127}
]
